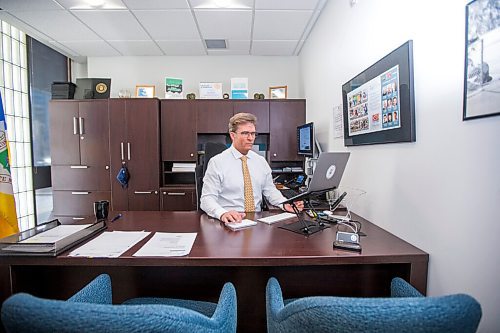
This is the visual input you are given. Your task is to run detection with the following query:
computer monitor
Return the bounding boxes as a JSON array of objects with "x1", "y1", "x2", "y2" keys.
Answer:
[{"x1": 297, "y1": 122, "x2": 314, "y2": 157}]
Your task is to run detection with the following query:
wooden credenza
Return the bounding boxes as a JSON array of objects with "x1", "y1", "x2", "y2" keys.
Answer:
[{"x1": 50, "y1": 99, "x2": 306, "y2": 215}]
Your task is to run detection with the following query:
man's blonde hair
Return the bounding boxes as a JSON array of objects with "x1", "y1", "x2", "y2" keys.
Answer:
[{"x1": 228, "y1": 113, "x2": 257, "y2": 133}]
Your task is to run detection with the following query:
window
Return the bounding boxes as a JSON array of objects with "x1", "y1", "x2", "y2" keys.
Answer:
[{"x1": 0, "y1": 20, "x2": 34, "y2": 231}]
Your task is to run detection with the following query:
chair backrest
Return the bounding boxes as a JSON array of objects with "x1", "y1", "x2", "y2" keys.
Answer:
[
  {"x1": 196, "y1": 142, "x2": 227, "y2": 210},
  {"x1": 1, "y1": 275, "x2": 237, "y2": 333},
  {"x1": 202, "y1": 142, "x2": 228, "y2": 175},
  {"x1": 266, "y1": 277, "x2": 482, "y2": 333}
]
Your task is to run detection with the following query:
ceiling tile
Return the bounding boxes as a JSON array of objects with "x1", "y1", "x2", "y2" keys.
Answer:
[
  {"x1": 157, "y1": 40, "x2": 206, "y2": 55},
  {"x1": 0, "y1": 0, "x2": 64, "y2": 11},
  {"x1": 123, "y1": 0, "x2": 189, "y2": 10},
  {"x1": 251, "y1": 40, "x2": 298, "y2": 56},
  {"x1": 58, "y1": 40, "x2": 121, "y2": 56},
  {"x1": 7, "y1": 10, "x2": 101, "y2": 41},
  {"x1": 195, "y1": 9, "x2": 252, "y2": 39},
  {"x1": 57, "y1": 0, "x2": 126, "y2": 10},
  {"x1": 190, "y1": 0, "x2": 253, "y2": 9},
  {"x1": 72, "y1": 10, "x2": 150, "y2": 40},
  {"x1": 255, "y1": 0, "x2": 320, "y2": 10},
  {"x1": 48, "y1": 40, "x2": 82, "y2": 57},
  {"x1": 133, "y1": 10, "x2": 200, "y2": 40},
  {"x1": 253, "y1": 10, "x2": 312, "y2": 40},
  {"x1": 107, "y1": 40, "x2": 164, "y2": 56},
  {"x1": 207, "y1": 39, "x2": 250, "y2": 55}
]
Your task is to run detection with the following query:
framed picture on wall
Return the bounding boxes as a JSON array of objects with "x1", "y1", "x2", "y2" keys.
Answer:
[
  {"x1": 269, "y1": 86, "x2": 288, "y2": 99},
  {"x1": 135, "y1": 85, "x2": 156, "y2": 98},
  {"x1": 463, "y1": 0, "x2": 500, "y2": 120}
]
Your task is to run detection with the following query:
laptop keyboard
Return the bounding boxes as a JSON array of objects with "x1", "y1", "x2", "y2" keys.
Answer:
[{"x1": 280, "y1": 188, "x2": 301, "y2": 199}]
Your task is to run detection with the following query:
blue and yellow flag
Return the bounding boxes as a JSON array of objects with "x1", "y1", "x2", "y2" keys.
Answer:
[{"x1": 0, "y1": 92, "x2": 19, "y2": 238}]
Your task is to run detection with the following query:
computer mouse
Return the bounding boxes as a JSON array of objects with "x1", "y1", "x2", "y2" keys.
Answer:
[{"x1": 323, "y1": 210, "x2": 333, "y2": 215}]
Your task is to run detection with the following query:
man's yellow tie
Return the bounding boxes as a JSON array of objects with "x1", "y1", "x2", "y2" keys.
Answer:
[{"x1": 240, "y1": 155, "x2": 255, "y2": 212}]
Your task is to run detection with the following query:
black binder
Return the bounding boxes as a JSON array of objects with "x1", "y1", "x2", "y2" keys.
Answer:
[{"x1": 0, "y1": 219, "x2": 106, "y2": 256}]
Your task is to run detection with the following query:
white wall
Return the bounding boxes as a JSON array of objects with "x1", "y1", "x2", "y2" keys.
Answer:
[
  {"x1": 86, "y1": 56, "x2": 299, "y2": 99},
  {"x1": 300, "y1": 0, "x2": 500, "y2": 331}
]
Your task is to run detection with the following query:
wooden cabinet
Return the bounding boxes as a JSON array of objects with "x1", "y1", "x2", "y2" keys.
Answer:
[
  {"x1": 50, "y1": 99, "x2": 304, "y2": 215},
  {"x1": 161, "y1": 100, "x2": 197, "y2": 161},
  {"x1": 160, "y1": 186, "x2": 196, "y2": 211},
  {"x1": 50, "y1": 100, "x2": 111, "y2": 221},
  {"x1": 50, "y1": 100, "x2": 110, "y2": 166},
  {"x1": 269, "y1": 100, "x2": 306, "y2": 162},
  {"x1": 233, "y1": 100, "x2": 270, "y2": 133},
  {"x1": 109, "y1": 99, "x2": 160, "y2": 211},
  {"x1": 196, "y1": 100, "x2": 233, "y2": 133}
]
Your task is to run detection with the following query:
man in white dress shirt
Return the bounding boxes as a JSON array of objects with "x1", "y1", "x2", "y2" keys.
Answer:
[{"x1": 201, "y1": 113, "x2": 304, "y2": 223}]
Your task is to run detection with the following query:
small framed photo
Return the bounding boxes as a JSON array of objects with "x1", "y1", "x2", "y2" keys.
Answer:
[
  {"x1": 269, "y1": 86, "x2": 288, "y2": 99},
  {"x1": 135, "y1": 85, "x2": 156, "y2": 98}
]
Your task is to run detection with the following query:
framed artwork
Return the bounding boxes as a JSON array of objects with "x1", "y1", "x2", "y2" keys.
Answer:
[
  {"x1": 135, "y1": 85, "x2": 156, "y2": 98},
  {"x1": 269, "y1": 86, "x2": 288, "y2": 99},
  {"x1": 463, "y1": 0, "x2": 500, "y2": 120}
]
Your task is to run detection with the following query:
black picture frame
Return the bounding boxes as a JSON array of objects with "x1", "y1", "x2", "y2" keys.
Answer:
[
  {"x1": 463, "y1": 0, "x2": 500, "y2": 121},
  {"x1": 342, "y1": 40, "x2": 416, "y2": 146}
]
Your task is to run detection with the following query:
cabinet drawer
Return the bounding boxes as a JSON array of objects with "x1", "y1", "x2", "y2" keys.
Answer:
[
  {"x1": 161, "y1": 187, "x2": 196, "y2": 211},
  {"x1": 52, "y1": 165, "x2": 111, "y2": 191},
  {"x1": 52, "y1": 190, "x2": 111, "y2": 216}
]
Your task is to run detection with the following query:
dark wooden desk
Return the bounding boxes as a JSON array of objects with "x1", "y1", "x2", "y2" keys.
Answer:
[{"x1": 0, "y1": 211, "x2": 428, "y2": 333}]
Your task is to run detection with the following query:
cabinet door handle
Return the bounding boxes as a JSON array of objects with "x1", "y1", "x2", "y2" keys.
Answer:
[
  {"x1": 127, "y1": 142, "x2": 131, "y2": 160},
  {"x1": 190, "y1": 153, "x2": 194, "y2": 157},
  {"x1": 72, "y1": 217, "x2": 85, "y2": 220},
  {"x1": 79, "y1": 117, "x2": 84, "y2": 135},
  {"x1": 273, "y1": 153, "x2": 277, "y2": 157},
  {"x1": 120, "y1": 142, "x2": 124, "y2": 160},
  {"x1": 71, "y1": 191, "x2": 90, "y2": 195},
  {"x1": 73, "y1": 117, "x2": 78, "y2": 135},
  {"x1": 70, "y1": 165, "x2": 88, "y2": 169},
  {"x1": 167, "y1": 192, "x2": 186, "y2": 196},
  {"x1": 134, "y1": 191, "x2": 153, "y2": 194}
]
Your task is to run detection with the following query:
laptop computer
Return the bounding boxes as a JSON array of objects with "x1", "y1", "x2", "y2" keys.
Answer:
[{"x1": 281, "y1": 152, "x2": 350, "y2": 204}]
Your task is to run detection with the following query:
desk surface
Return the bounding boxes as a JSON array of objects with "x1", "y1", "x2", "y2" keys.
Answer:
[
  {"x1": 3, "y1": 210, "x2": 427, "y2": 266},
  {"x1": 0, "y1": 211, "x2": 428, "y2": 333}
]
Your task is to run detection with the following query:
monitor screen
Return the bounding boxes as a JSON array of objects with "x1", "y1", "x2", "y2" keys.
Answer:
[
  {"x1": 297, "y1": 122, "x2": 314, "y2": 157},
  {"x1": 342, "y1": 40, "x2": 415, "y2": 146}
]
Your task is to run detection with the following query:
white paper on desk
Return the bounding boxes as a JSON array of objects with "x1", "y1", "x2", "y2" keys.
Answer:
[
  {"x1": 133, "y1": 232, "x2": 197, "y2": 257},
  {"x1": 20, "y1": 224, "x2": 91, "y2": 243},
  {"x1": 69, "y1": 231, "x2": 151, "y2": 258}
]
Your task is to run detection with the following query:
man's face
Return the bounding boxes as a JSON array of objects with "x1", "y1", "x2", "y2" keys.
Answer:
[{"x1": 230, "y1": 122, "x2": 256, "y2": 155}]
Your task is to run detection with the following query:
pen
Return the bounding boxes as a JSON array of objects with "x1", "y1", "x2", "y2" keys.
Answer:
[{"x1": 110, "y1": 214, "x2": 122, "y2": 223}]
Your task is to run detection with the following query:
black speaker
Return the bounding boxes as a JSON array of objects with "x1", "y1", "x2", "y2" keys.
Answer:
[{"x1": 75, "y1": 78, "x2": 111, "y2": 99}]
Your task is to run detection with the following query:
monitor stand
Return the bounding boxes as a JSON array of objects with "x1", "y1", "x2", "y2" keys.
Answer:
[
  {"x1": 279, "y1": 220, "x2": 329, "y2": 235},
  {"x1": 278, "y1": 202, "x2": 329, "y2": 236}
]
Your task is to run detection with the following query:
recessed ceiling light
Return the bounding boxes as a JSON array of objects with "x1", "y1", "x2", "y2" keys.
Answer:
[
  {"x1": 214, "y1": 0, "x2": 231, "y2": 8},
  {"x1": 205, "y1": 39, "x2": 227, "y2": 49}
]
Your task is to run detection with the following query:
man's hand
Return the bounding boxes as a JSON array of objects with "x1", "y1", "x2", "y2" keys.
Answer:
[
  {"x1": 221, "y1": 211, "x2": 246, "y2": 223},
  {"x1": 284, "y1": 201, "x2": 304, "y2": 212}
]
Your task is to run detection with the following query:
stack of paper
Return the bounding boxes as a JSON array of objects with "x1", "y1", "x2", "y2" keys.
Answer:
[
  {"x1": 133, "y1": 232, "x2": 197, "y2": 257},
  {"x1": 172, "y1": 163, "x2": 196, "y2": 172},
  {"x1": 69, "y1": 231, "x2": 150, "y2": 258}
]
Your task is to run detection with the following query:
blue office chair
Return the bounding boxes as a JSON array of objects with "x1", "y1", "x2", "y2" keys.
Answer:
[
  {"x1": 266, "y1": 277, "x2": 481, "y2": 333},
  {"x1": 1, "y1": 274, "x2": 237, "y2": 333}
]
